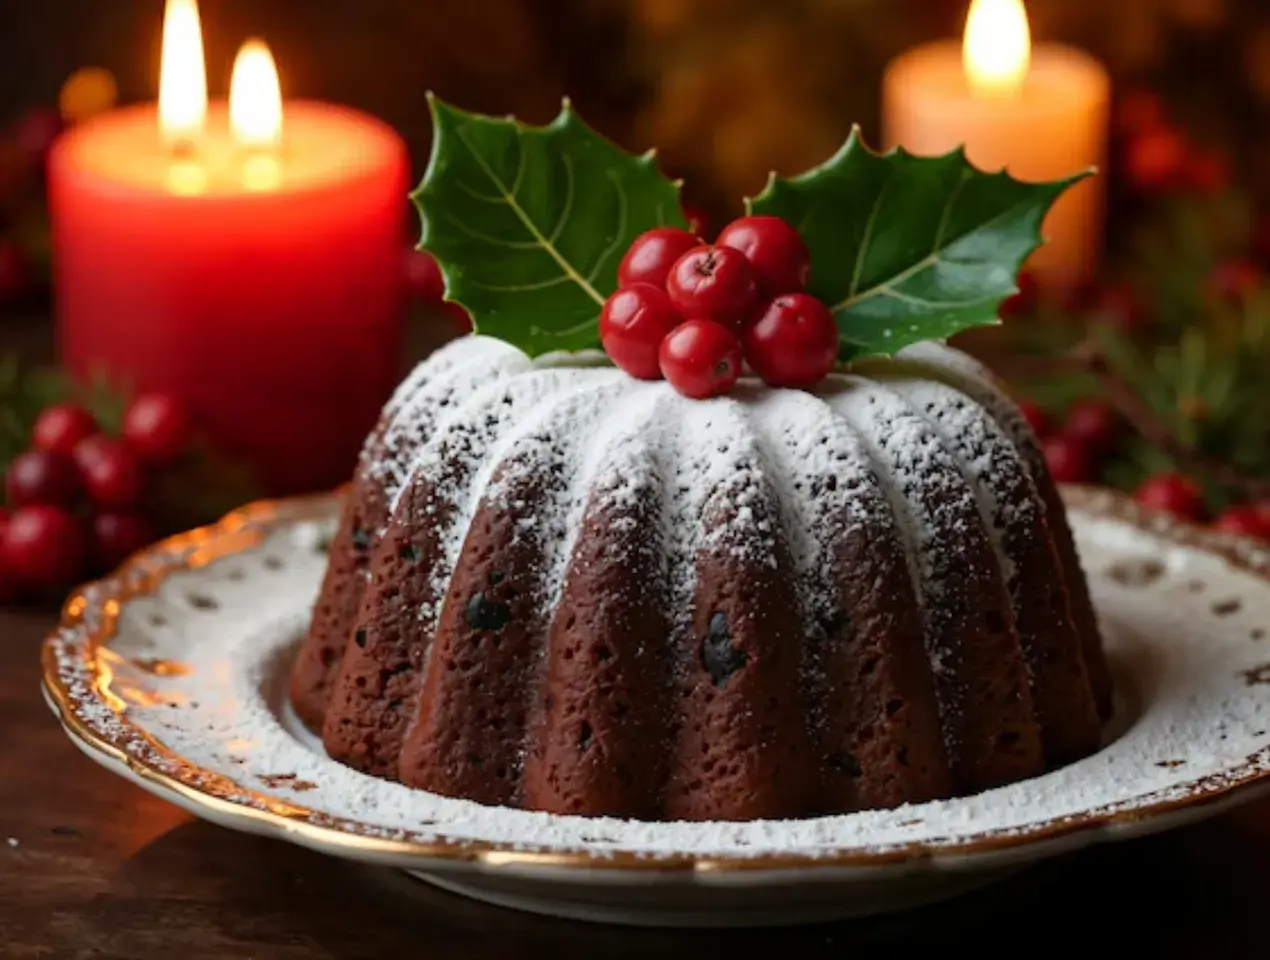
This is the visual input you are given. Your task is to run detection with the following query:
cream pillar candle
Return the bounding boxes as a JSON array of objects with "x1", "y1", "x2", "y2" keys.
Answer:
[{"x1": 882, "y1": 0, "x2": 1110, "y2": 295}]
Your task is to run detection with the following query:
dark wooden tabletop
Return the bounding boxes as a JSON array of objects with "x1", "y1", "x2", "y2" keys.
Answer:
[{"x1": 0, "y1": 608, "x2": 1267, "y2": 958}]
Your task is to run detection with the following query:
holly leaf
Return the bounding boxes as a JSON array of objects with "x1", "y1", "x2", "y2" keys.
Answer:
[
  {"x1": 413, "y1": 95, "x2": 687, "y2": 357},
  {"x1": 749, "y1": 127, "x2": 1090, "y2": 360}
]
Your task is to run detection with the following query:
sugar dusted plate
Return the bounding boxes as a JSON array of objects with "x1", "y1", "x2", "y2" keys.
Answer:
[{"x1": 41, "y1": 487, "x2": 1270, "y2": 927}]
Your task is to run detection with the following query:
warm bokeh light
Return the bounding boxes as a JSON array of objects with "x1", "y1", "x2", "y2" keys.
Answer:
[
  {"x1": 158, "y1": 0, "x2": 208, "y2": 144},
  {"x1": 230, "y1": 40, "x2": 284, "y2": 149},
  {"x1": 963, "y1": 0, "x2": 1031, "y2": 98}
]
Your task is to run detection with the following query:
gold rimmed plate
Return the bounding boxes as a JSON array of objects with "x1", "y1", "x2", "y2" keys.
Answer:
[{"x1": 41, "y1": 486, "x2": 1270, "y2": 926}]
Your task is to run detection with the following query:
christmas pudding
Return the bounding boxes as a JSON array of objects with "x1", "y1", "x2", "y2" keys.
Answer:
[{"x1": 290, "y1": 96, "x2": 1111, "y2": 821}]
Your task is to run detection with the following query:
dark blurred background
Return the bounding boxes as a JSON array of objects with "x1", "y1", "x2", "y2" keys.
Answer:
[{"x1": 3, "y1": 0, "x2": 1269, "y2": 217}]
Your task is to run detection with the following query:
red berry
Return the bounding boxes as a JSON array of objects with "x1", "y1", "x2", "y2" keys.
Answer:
[
  {"x1": 441, "y1": 301, "x2": 472, "y2": 334},
  {"x1": 0, "y1": 505, "x2": 85, "y2": 589},
  {"x1": 91, "y1": 512, "x2": 156, "y2": 571},
  {"x1": 600, "y1": 283, "x2": 683, "y2": 380},
  {"x1": 404, "y1": 248, "x2": 445, "y2": 303},
  {"x1": 716, "y1": 216, "x2": 811, "y2": 297},
  {"x1": 32, "y1": 403, "x2": 97, "y2": 457},
  {"x1": 9, "y1": 107, "x2": 62, "y2": 168},
  {"x1": 658, "y1": 319, "x2": 743, "y2": 399},
  {"x1": 617, "y1": 227, "x2": 700, "y2": 290},
  {"x1": 682, "y1": 205, "x2": 711, "y2": 239},
  {"x1": 6, "y1": 449, "x2": 81, "y2": 508},
  {"x1": 1124, "y1": 127, "x2": 1187, "y2": 193},
  {"x1": 0, "y1": 241, "x2": 31, "y2": 304},
  {"x1": 122, "y1": 393, "x2": 193, "y2": 465},
  {"x1": 1213, "y1": 504, "x2": 1270, "y2": 541},
  {"x1": 998, "y1": 270, "x2": 1039, "y2": 320},
  {"x1": 1115, "y1": 89, "x2": 1166, "y2": 137},
  {"x1": 1181, "y1": 148, "x2": 1230, "y2": 196},
  {"x1": 1135, "y1": 473, "x2": 1207, "y2": 522},
  {"x1": 1063, "y1": 399, "x2": 1121, "y2": 452},
  {"x1": 1208, "y1": 259, "x2": 1263, "y2": 304},
  {"x1": 1017, "y1": 400, "x2": 1051, "y2": 439},
  {"x1": 1042, "y1": 435, "x2": 1095, "y2": 485},
  {"x1": 666, "y1": 245, "x2": 757, "y2": 327},
  {"x1": 741, "y1": 293, "x2": 838, "y2": 389},
  {"x1": 74, "y1": 436, "x2": 144, "y2": 510},
  {"x1": 1091, "y1": 282, "x2": 1150, "y2": 336}
]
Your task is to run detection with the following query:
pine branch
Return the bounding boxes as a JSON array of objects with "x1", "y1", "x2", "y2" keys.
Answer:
[{"x1": 1000, "y1": 338, "x2": 1270, "y2": 501}]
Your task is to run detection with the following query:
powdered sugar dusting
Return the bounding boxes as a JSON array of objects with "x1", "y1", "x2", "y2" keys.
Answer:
[{"x1": 45, "y1": 492, "x2": 1270, "y2": 862}]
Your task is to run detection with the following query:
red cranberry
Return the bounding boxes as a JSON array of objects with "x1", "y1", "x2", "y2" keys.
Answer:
[
  {"x1": 9, "y1": 107, "x2": 62, "y2": 168},
  {"x1": 658, "y1": 319, "x2": 743, "y2": 399},
  {"x1": 617, "y1": 227, "x2": 700, "y2": 290},
  {"x1": 1124, "y1": 127, "x2": 1187, "y2": 193},
  {"x1": 682, "y1": 205, "x2": 711, "y2": 239},
  {"x1": 1182, "y1": 148, "x2": 1230, "y2": 196},
  {"x1": 1063, "y1": 400, "x2": 1121, "y2": 452},
  {"x1": 1213, "y1": 505, "x2": 1270, "y2": 542},
  {"x1": 6, "y1": 449, "x2": 81, "y2": 508},
  {"x1": 741, "y1": 293, "x2": 838, "y2": 389},
  {"x1": 74, "y1": 436, "x2": 144, "y2": 510},
  {"x1": 998, "y1": 270, "x2": 1040, "y2": 320},
  {"x1": 1042, "y1": 435, "x2": 1095, "y2": 485},
  {"x1": 1017, "y1": 400, "x2": 1051, "y2": 440},
  {"x1": 600, "y1": 283, "x2": 683, "y2": 380},
  {"x1": 1115, "y1": 89, "x2": 1166, "y2": 137},
  {"x1": 716, "y1": 216, "x2": 811, "y2": 297},
  {"x1": 1, "y1": 505, "x2": 85, "y2": 589},
  {"x1": 1135, "y1": 473, "x2": 1207, "y2": 522},
  {"x1": 32, "y1": 403, "x2": 98, "y2": 457},
  {"x1": 441, "y1": 301, "x2": 472, "y2": 334},
  {"x1": 123, "y1": 393, "x2": 193, "y2": 465},
  {"x1": 91, "y1": 512, "x2": 156, "y2": 571},
  {"x1": 404, "y1": 248, "x2": 445, "y2": 303},
  {"x1": 1090, "y1": 282, "x2": 1151, "y2": 336},
  {"x1": 666, "y1": 245, "x2": 758, "y2": 327},
  {"x1": 1208, "y1": 259, "x2": 1263, "y2": 304}
]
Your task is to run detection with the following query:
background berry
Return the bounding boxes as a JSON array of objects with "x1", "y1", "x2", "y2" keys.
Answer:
[
  {"x1": 91, "y1": 513, "x2": 157, "y2": 571},
  {"x1": 1043, "y1": 435, "x2": 1095, "y2": 484},
  {"x1": 1, "y1": 505, "x2": 85, "y2": 590},
  {"x1": 122, "y1": 393, "x2": 193, "y2": 465},
  {"x1": 6, "y1": 449, "x2": 80, "y2": 508},
  {"x1": 1135, "y1": 473, "x2": 1207, "y2": 522},
  {"x1": 32, "y1": 404, "x2": 98, "y2": 457},
  {"x1": 75, "y1": 436, "x2": 144, "y2": 510}
]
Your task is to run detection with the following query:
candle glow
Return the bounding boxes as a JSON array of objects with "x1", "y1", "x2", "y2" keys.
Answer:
[
  {"x1": 158, "y1": 0, "x2": 208, "y2": 144},
  {"x1": 230, "y1": 40, "x2": 284, "y2": 149},
  {"x1": 963, "y1": 0, "x2": 1031, "y2": 98}
]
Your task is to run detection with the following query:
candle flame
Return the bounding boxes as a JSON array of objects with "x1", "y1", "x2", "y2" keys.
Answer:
[
  {"x1": 230, "y1": 40, "x2": 283, "y2": 149},
  {"x1": 963, "y1": 0, "x2": 1031, "y2": 98},
  {"x1": 158, "y1": 0, "x2": 208, "y2": 144}
]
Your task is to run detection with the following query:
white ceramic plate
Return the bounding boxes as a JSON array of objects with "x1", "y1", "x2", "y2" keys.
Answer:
[{"x1": 42, "y1": 487, "x2": 1270, "y2": 927}]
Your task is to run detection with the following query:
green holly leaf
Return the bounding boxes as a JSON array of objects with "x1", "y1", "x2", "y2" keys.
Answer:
[
  {"x1": 413, "y1": 95, "x2": 687, "y2": 357},
  {"x1": 748, "y1": 127, "x2": 1090, "y2": 360}
]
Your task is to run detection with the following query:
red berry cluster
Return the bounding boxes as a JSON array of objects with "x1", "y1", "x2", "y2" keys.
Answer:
[
  {"x1": 0, "y1": 394, "x2": 193, "y2": 600},
  {"x1": 599, "y1": 216, "x2": 839, "y2": 398},
  {"x1": 1024, "y1": 395, "x2": 1270, "y2": 542}
]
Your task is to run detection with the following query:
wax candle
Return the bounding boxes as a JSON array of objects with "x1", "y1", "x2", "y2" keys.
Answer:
[
  {"x1": 48, "y1": 0, "x2": 408, "y2": 495},
  {"x1": 882, "y1": 0, "x2": 1110, "y2": 294}
]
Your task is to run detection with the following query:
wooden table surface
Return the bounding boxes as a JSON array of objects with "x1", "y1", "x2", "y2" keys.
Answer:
[{"x1": 0, "y1": 608, "x2": 1267, "y2": 958}]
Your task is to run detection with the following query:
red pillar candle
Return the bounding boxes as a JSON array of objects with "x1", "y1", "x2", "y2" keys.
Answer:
[{"x1": 48, "y1": 6, "x2": 408, "y2": 496}]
